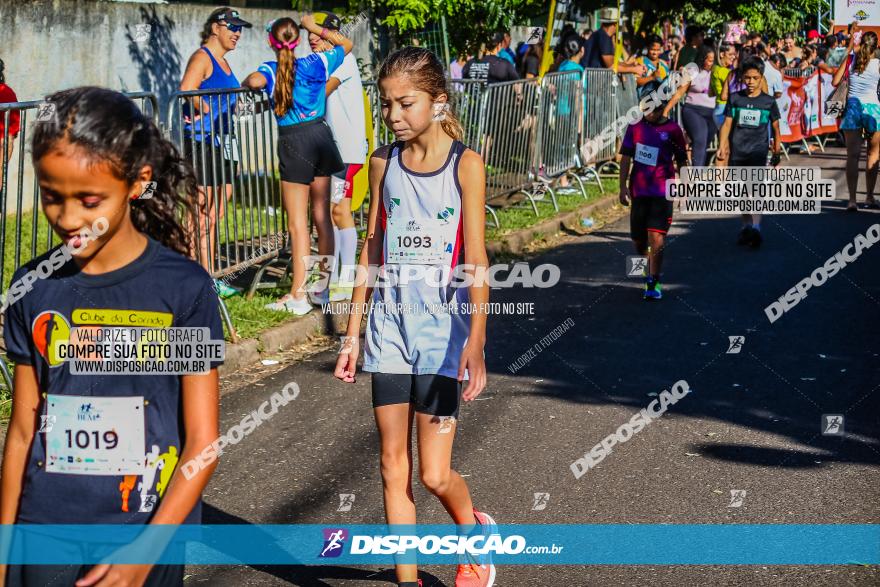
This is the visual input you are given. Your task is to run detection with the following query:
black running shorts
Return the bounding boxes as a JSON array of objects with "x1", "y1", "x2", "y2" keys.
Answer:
[
  {"x1": 630, "y1": 197, "x2": 673, "y2": 240},
  {"x1": 277, "y1": 118, "x2": 345, "y2": 185},
  {"x1": 184, "y1": 139, "x2": 237, "y2": 187},
  {"x1": 371, "y1": 373, "x2": 463, "y2": 419},
  {"x1": 730, "y1": 153, "x2": 769, "y2": 167}
]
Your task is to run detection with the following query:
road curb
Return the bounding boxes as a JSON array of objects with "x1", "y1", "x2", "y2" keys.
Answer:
[
  {"x1": 219, "y1": 312, "x2": 349, "y2": 376},
  {"x1": 486, "y1": 192, "x2": 619, "y2": 258},
  {"x1": 220, "y1": 192, "x2": 620, "y2": 374}
]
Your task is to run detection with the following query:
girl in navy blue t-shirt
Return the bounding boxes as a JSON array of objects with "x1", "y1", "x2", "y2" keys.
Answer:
[{"x1": 0, "y1": 87, "x2": 223, "y2": 587}]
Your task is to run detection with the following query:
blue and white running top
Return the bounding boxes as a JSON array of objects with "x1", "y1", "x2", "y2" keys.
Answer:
[{"x1": 363, "y1": 140, "x2": 471, "y2": 379}]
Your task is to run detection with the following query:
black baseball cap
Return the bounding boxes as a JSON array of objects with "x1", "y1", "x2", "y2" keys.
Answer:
[
  {"x1": 212, "y1": 8, "x2": 253, "y2": 28},
  {"x1": 314, "y1": 12, "x2": 342, "y2": 31}
]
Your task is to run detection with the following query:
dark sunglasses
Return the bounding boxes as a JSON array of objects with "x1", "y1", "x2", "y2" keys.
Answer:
[{"x1": 224, "y1": 23, "x2": 243, "y2": 33}]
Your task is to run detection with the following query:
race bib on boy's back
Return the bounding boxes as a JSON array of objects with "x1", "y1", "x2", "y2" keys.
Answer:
[
  {"x1": 387, "y1": 218, "x2": 446, "y2": 265},
  {"x1": 634, "y1": 143, "x2": 659, "y2": 167},
  {"x1": 737, "y1": 108, "x2": 761, "y2": 128},
  {"x1": 45, "y1": 395, "x2": 146, "y2": 476}
]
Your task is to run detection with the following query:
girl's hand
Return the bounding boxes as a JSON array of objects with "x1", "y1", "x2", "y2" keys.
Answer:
[
  {"x1": 459, "y1": 341, "x2": 486, "y2": 401},
  {"x1": 334, "y1": 336, "x2": 359, "y2": 383},
  {"x1": 75, "y1": 563, "x2": 152, "y2": 587},
  {"x1": 300, "y1": 14, "x2": 315, "y2": 29}
]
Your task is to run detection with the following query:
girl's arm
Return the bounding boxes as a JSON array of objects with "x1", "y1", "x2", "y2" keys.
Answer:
[
  {"x1": 716, "y1": 117, "x2": 733, "y2": 165},
  {"x1": 147, "y1": 370, "x2": 220, "y2": 523},
  {"x1": 458, "y1": 150, "x2": 488, "y2": 401},
  {"x1": 720, "y1": 76, "x2": 730, "y2": 103},
  {"x1": 242, "y1": 72, "x2": 268, "y2": 91},
  {"x1": 662, "y1": 80, "x2": 690, "y2": 117},
  {"x1": 618, "y1": 155, "x2": 632, "y2": 205},
  {"x1": 0, "y1": 364, "x2": 39, "y2": 584},
  {"x1": 180, "y1": 50, "x2": 211, "y2": 114},
  {"x1": 76, "y1": 369, "x2": 220, "y2": 587},
  {"x1": 301, "y1": 14, "x2": 353, "y2": 55},
  {"x1": 335, "y1": 147, "x2": 389, "y2": 382},
  {"x1": 325, "y1": 77, "x2": 342, "y2": 97},
  {"x1": 0, "y1": 364, "x2": 40, "y2": 524},
  {"x1": 832, "y1": 52, "x2": 850, "y2": 86}
]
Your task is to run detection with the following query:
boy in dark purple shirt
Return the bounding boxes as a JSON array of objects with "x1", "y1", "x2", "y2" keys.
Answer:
[{"x1": 619, "y1": 85, "x2": 689, "y2": 300}]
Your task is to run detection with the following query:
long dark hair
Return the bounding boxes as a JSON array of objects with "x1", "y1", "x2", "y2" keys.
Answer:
[
  {"x1": 378, "y1": 47, "x2": 464, "y2": 141},
  {"x1": 31, "y1": 87, "x2": 197, "y2": 256}
]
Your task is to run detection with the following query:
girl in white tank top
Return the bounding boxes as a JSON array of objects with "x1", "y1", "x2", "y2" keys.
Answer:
[{"x1": 334, "y1": 47, "x2": 496, "y2": 587}]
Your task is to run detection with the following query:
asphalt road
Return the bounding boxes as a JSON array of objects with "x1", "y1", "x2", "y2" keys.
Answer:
[{"x1": 186, "y1": 147, "x2": 880, "y2": 587}]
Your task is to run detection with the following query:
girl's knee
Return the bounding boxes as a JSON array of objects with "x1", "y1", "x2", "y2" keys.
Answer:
[
  {"x1": 380, "y1": 451, "x2": 411, "y2": 486},
  {"x1": 419, "y1": 467, "x2": 451, "y2": 494}
]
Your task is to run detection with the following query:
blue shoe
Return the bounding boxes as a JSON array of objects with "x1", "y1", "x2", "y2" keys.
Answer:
[
  {"x1": 644, "y1": 279, "x2": 662, "y2": 300},
  {"x1": 213, "y1": 279, "x2": 240, "y2": 299}
]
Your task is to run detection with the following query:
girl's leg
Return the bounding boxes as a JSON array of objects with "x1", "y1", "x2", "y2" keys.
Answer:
[
  {"x1": 415, "y1": 412, "x2": 476, "y2": 526},
  {"x1": 374, "y1": 403, "x2": 418, "y2": 583},
  {"x1": 844, "y1": 130, "x2": 863, "y2": 209},
  {"x1": 331, "y1": 201, "x2": 358, "y2": 286},
  {"x1": 281, "y1": 180, "x2": 312, "y2": 300},
  {"x1": 681, "y1": 105, "x2": 709, "y2": 167},
  {"x1": 310, "y1": 175, "x2": 335, "y2": 286},
  {"x1": 865, "y1": 131, "x2": 880, "y2": 204},
  {"x1": 193, "y1": 186, "x2": 217, "y2": 273}
]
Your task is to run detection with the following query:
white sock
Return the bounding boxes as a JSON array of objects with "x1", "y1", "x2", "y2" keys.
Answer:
[
  {"x1": 330, "y1": 226, "x2": 341, "y2": 286},
  {"x1": 338, "y1": 227, "x2": 358, "y2": 285}
]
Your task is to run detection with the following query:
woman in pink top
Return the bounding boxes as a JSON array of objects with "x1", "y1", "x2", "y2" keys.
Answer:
[{"x1": 666, "y1": 46, "x2": 716, "y2": 166}]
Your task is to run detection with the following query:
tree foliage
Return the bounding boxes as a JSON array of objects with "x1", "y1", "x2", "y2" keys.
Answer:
[
  {"x1": 574, "y1": 0, "x2": 821, "y2": 40},
  {"x1": 363, "y1": 0, "x2": 546, "y2": 54}
]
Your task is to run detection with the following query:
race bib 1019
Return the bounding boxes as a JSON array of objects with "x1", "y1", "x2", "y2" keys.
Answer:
[{"x1": 45, "y1": 395, "x2": 146, "y2": 476}]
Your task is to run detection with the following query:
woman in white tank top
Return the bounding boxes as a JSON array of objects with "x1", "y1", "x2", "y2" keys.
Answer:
[
  {"x1": 335, "y1": 48, "x2": 497, "y2": 587},
  {"x1": 834, "y1": 28, "x2": 880, "y2": 210}
]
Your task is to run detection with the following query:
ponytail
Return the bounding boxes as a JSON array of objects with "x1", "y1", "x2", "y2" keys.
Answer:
[
  {"x1": 31, "y1": 87, "x2": 197, "y2": 256},
  {"x1": 270, "y1": 18, "x2": 299, "y2": 117},
  {"x1": 854, "y1": 31, "x2": 878, "y2": 75}
]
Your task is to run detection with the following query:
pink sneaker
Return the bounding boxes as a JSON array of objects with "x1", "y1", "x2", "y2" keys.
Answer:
[{"x1": 454, "y1": 509, "x2": 497, "y2": 587}]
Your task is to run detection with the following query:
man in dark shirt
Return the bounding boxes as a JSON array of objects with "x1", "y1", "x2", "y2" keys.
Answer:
[
  {"x1": 463, "y1": 31, "x2": 520, "y2": 83},
  {"x1": 580, "y1": 8, "x2": 646, "y2": 75}
]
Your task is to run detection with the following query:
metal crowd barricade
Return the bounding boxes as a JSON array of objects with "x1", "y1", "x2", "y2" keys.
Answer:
[
  {"x1": 477, "y1": 78, "x2": 541, "y2": 226},
  {"x1": 581, "y1": 68, "x2": 618, "y2": 169},
  {"x1": 364, "y1": 79, "x2": 487, "y2": 151},
  {"x1": 534, "y1": 71, "x2": 593, "y2": 206},
  {"x1": 167, "y1": 88, "x2": 286, "y2": 305},
  {"x1": 0, "y1": 92, "x2": 160, "y2": 392}
]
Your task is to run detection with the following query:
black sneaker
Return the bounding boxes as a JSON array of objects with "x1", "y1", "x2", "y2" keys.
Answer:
[
  {"x1": 749, "y1": 229, "x2": 763, "y2": 248},
  {"x1": 737, "y1": 227, "x2": 753, "y2": 246}
]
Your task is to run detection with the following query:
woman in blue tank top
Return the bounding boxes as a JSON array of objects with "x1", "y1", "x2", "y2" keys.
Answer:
[{"x1": 180, "y1": 7, "x2": 251, "y2": 290}]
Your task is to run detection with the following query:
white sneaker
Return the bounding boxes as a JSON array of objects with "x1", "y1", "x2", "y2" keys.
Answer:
[{"x1": 264, "y1": 294, "x2": 313, "y2": 316}]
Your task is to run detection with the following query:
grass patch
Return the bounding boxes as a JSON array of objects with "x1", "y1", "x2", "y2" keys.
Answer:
[
  {"x1": 485, "y1": 178, "x2": 617, "y2": 241},
  {"x1": 221, "y1": 287, "x2": 296, "y2": 341}
]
